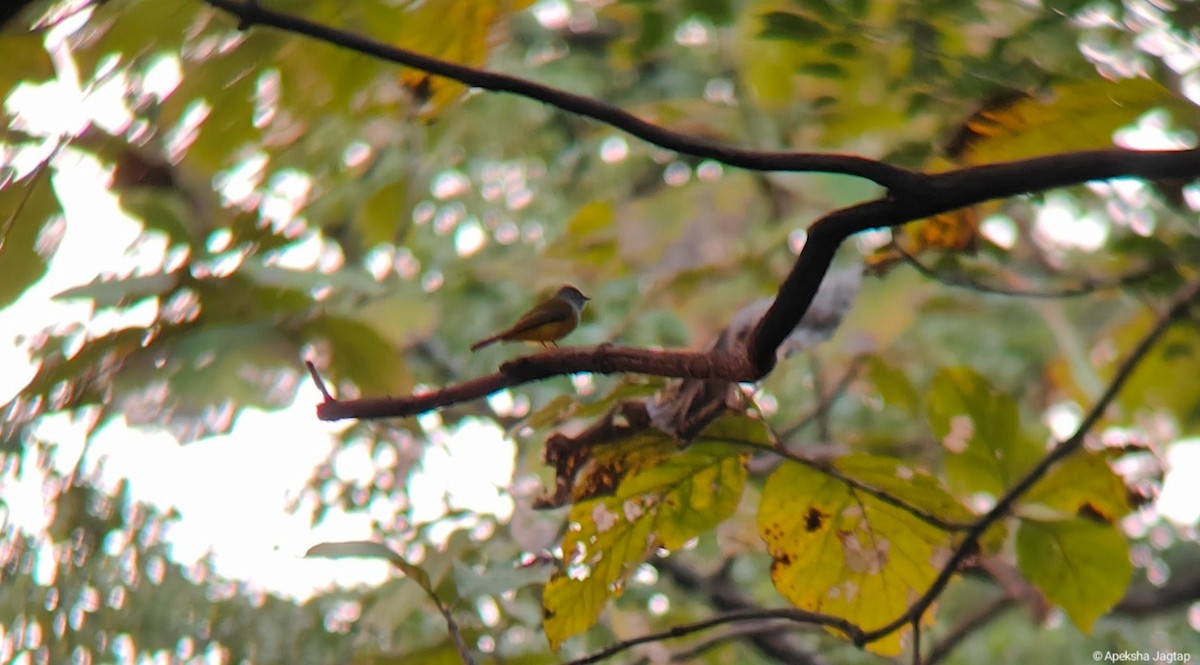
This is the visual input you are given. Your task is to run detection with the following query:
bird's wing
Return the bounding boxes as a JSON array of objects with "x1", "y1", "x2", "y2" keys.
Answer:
[{"x1": 503, "y1": 304, "x2": 571, "y2": 337}]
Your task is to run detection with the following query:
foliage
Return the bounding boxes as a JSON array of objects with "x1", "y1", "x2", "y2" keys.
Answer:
[{"x1": 1, "y1": 0, "x2": 1199, "y2": 663}]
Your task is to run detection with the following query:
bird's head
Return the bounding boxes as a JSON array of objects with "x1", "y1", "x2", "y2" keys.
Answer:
[{"x1": 555, "y1": 285, "x2": 590, "y2": 312}]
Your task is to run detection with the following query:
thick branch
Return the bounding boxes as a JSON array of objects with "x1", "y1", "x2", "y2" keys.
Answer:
[
  {"x1": 748, "y1": 149, "x2": 1200, "y2": 374},
  {"x1": 316, "y1": 345, "x2": 754, "y2": 421}
]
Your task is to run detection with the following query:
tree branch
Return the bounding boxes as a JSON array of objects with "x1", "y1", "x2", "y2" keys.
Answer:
[
  {"x1": 561, "y1": 606, "x2": 860, "y2": 665},
  {"x1": 201, "y1": 0, "x2": 923, "y2": 192},
  {"x1": 923, "y1": 595, "x2": 1016, "y2": 665},
  {"x1": 315, "y1": 344, "x2": 756, "y2": 421},
  {"x1": 748, "y1": 150, "x2": 1200, "y2": 375},
  {"x1": 647, "y1": 557, "x2": 832, "y2": 665},
  {"x1": 895, "y1": 247, "x2": 1173, "y2": 299}
]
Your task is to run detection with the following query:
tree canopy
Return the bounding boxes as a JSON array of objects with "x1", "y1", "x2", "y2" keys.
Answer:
[{"x1": 2, "y1": 0, "x2": 1200, "y2": 663}]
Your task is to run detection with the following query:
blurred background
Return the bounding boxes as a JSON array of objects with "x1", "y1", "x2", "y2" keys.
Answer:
[{"x1": 1, "y1": 0, "x2": 1199, "y2": 663}]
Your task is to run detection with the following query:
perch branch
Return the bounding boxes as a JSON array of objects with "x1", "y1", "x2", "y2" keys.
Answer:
[{"x1": 316, "y1": 345, "x2": 756, "y2": 420}]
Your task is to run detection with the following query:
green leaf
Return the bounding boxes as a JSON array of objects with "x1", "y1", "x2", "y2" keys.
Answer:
[
  {"x1": 865, "y1": 355, "x2": 919, "y2": 414},
  {"x1": 7, "y1": 328, "x2": 148, "y2": 429},
  {"x1": 300, "y1": 314, "x2": 412, "y2": 396},
  {"x1": 1108, "y1": 314, "x2": 1200, "y2": 433},
  {"x1": 1015, "y1": 518, "x2": 1131, "y2": 632},
  {"x1": 306, "y1": 540, "x2": 433, "y2": 593},
  {"x1": 353, "y1": 291, "x2": 439, "y2": 348},
  {"x1": 357, "y1": 179, "x2": 410, "y2": 247},
  {"x1": 0, "y1": 165, "x2": 58, "y2": 307},
  {"x1": 543, "y1": 439, "x2": 746, "y2": 649},
  {"x1": 115, "y1": 322, "x2": 300, "y2": 436},
  {"x1": 452, "y1": 560, "x2": 551, "y2": 598},
  {"x1": 54, "y1": 272, "x2": 180, "y2": 308},
  {"x1": 0, "y1": 32, "x2": 54, "y2": 101},
  {"x1": 522, "y1": 394, "x2": 576, "y2": 431},
  {"x1": 826, "y1": 40, "x2": 859, "y2": 59},
  {"x1": 693, "y1": 412, "x2": 774, "y2": 448},
  {"x1": 545, "y1": 200, "x2": 618, "y2": 273},
  {"x1": 116, "y1": 189, "x2": 201, "y2": 246},
  {"x1": 685, "y1": 0, "x2": 733, "y2": 24},
  {"x1": 925, "y1": 366, "x2": 1042, "y2": 497},
  {"x1": 758, "y1": 11, "x2": 828, "y2": 41}
]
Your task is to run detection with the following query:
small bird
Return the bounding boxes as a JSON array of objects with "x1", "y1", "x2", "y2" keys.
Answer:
[{"x1": 470, "y1": 285, "x2": 590, "y2": 351}]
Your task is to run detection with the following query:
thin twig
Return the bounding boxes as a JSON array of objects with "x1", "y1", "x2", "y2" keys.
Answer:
[
  {"x1": 780, "y1": 355, "x2": 866, "y2": 440},
  {"x1": 707, "y1": 433, "x2": 973, "y2": 532},
  {"x1": 201, "y1": 0, "x2": 921, "y2": 192},
  {"x1": 655, "y1": 558, "x2": 828, "y2": 665},
  {"x1": 663, "y1": 622, "x2": 795, "y2": 663},
  {"x1": 0, "y1": 140, "x2": 64, "y2": 261},
  {"x1": 896, "y1": 246, "x2": 1170, "y2": 299},
  {"x1": 561, "y1": 607, "x2": 861, "y2": 665},
  {"x1": 305, "y1": 359, "x2": 334, "y2": 402},
  {"x1": 924, "y1": 595, "x2": 1015, "y2": 665},
  {"x1": 857, "y1": 276, "x2": 1200, "y2": 647}
]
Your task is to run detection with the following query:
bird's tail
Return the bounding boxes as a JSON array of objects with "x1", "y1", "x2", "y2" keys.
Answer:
[{"x1": 470, "y1": 335, "x2": 501, "y2": 352}]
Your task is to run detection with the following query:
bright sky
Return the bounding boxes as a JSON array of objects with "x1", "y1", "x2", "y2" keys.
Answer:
[
  {"x1": 2, "y1": 4, "x2": 1199, "y2": 610},
  {"x1": 0, "y1": 16, "x2": 518, "y2": 600}
]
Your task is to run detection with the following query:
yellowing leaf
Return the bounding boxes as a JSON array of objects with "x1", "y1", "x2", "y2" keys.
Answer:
[
  {"x1": 871, "y1": 78, "x2": 1198, "y2": 273},
  {"x1": 570, "y1": 430, "x2": 676, "y2": 502},
  {"x1": 947, "y1": 79, "x2": 1197, "y2": 165},
  {"x1": 1015, "y1": 518, "x2": 1131, "y2": 632},
  {"x1": 758, "y1": 456, "x2": 963, "y2": 655},
  {"x1": 925, "y1": 366, "x2": 1043, "y2": 498},
  {"x1": 543, "y1": 440, "x2": 747, "y2": 650},
  {"x1": 1021, "y1": 450, "x2": 1132, "y2": 522},
  {"x1": 866, "y1": 153, "x2": 984, "y2": 272}
]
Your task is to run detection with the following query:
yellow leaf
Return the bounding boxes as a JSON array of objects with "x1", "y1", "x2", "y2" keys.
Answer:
[
  {"x1": 1021, "y1": 450, "x2": 1132, "y2": 523},
  {"x1": 543, "y1": 439, "x2": 747, "y2": 650},
  {"x1": 872, "y1": 78, "x2": 1198, "y2": 273},
  {"x1": 392, "y1": 0, "x2": 532, "y2": 119},
  {"x1": 947, "y1": 78, "x2": 1197, "y2": 165},
  {"x1": 570, "y1": 431, "x2": 676, "y2": 503},
  {"x1": 758, "y1": 456, "x2": 965, "y2": 655}
]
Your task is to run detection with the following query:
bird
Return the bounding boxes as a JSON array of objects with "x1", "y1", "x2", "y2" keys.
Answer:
[{"x1": 470, "y1": 285, "x2": 589, "y2": 351}]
